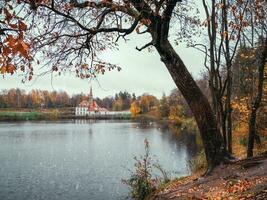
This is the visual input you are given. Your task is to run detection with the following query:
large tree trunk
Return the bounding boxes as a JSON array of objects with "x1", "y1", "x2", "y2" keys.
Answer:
[
  {"x1": 155, "y1": 40, "x2": 230, "y2": 170},
  {"x1": 247, "y1": 38, "x2": 267, "y2": 158}
]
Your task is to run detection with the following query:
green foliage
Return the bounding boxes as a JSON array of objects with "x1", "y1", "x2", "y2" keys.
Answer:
[
  {"x1": 0, "y1": 110, "x2": 67, "y2": 121},
  {"x1": 239, "y1": 137, "x2": 247, "y2": 147},
  {"x1": 122, "y1": 139, "x2": 170, "y2": 200},
  {"x1": 0, "y1": 111, "x2": 44, "y2": 120}
]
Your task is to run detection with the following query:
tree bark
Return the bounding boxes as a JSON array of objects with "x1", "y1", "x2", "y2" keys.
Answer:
[
  {"x1": 223, "y1": 0, "x2": 233, "y2": 153},
  {"x1": 154, "y1": 40, "x2": 230, "y2": 170},
  {"x1": 226, "y1": 71, "x2": 233, "y2": 153},
  {"x1": 221, "y1": 109, "x2": 227, "y2": 148},
  {"x1": 247, "y1": 38, "x2": 267, "y2": 158}
]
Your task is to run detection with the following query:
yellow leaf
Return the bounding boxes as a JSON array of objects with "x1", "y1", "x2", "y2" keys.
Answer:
[{"x1": 1, "y1": 66, "x2": 6, "y2": 74}]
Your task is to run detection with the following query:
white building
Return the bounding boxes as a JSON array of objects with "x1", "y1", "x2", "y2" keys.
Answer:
[{"x1": 75, "y1": 87, "x2": 131, "y2": 116}]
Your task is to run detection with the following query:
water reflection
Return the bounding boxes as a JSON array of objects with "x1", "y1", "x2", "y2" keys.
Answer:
[
  {"x1": 0, "y1": 120, "x2": 200, "y2": 200},
  {"x1": 131, "y1": 121, "x2": 201, "y2": 158}
]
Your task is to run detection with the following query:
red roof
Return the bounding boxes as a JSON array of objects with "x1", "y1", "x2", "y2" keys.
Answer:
[
  {"x1": 88, "y1": 101, "x2": 99, "y2": 111},
  {"x1": 78, "y1": 100, "x2": 109, "y2": 112},
  {"x1": 78, "y1": 100, "x2": 90, "y2": 107},
  {"x1": 88, "y1": 100, "x2": 109, "y2": 112}
]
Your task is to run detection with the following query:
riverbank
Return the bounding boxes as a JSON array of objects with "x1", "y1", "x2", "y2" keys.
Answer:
[
  {"x1": 150, "y1": 152, "x2": 267, "y2": 200},
  {"x1": 0, "y1": 108, "x2": 131, "y2": 121},
  {"x1": 0, "y1": 108, "x2": 67, "y2": 121},
  {"x1": 0, "y1": 110, "x2": 54, "y2": 121}
]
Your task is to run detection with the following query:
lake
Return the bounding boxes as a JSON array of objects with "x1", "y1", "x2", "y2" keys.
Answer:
[{"x1": 0, "y1": 120, "x2": 199, "y2": 200}]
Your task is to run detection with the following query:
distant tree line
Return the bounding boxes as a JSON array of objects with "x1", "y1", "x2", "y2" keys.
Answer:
[
  {"x1": 0, "y1": 89, "x2": 71, "y2": 108},
  {"x1": 129, "y1": 78, "x2": 212, "y2": 127},
  {"x1": 0, "y1": 89, "x2": 138, "y2": 111}
]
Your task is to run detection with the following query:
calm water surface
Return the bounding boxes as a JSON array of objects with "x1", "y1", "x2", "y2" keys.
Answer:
[{"x1": 0, "y1": 120, "x2": 198, "y2": 200}]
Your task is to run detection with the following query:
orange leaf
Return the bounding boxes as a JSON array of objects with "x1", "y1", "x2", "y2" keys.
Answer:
[
  {"x1": 18, "y1": 41, "x2": 30, "y2": 59},
  {"x1": 5, "y1": 35, "x2": 17, "y2": 48},
  {"x1": 21, "y1": 41, "x2": 30, "y2": 51},
  {"x1": 9, "y1": 23, "x2": 18, "y2": 29},
  {"x1": 7, "y1": 64, "x2": 16, "y2": 74},
  {"x1": 18, "y1": 21, "x2": 27, "y2": 31},
  {"x1": 2, "y1": 46, "x2": 11, "y2": 56},
  {"x1": 1, "y1": 66, "x2": 6, "y2": 74}
]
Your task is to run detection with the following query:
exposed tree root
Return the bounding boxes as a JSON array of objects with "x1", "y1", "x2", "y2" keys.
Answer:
[{"x1": 203, "y1": 150, "x2": 236, "y2": 177}]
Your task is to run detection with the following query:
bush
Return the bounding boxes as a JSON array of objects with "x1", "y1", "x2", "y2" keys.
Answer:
[{"x1": 122, "y1": 139, "x2": 169, "y2": 200}]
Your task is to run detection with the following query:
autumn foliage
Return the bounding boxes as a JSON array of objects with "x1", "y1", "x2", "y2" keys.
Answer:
[
  {"x1": 0, "y1": 0, "x2": 266, "y2": 171},
  {"x1": 0, "y1": 2, "x2": 32, "y2": 78}
]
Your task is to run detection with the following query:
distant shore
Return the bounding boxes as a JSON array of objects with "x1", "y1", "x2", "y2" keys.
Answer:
[
  {"x1": 0, "y1": 110, "x2": 197, "y2": 134},
  {"x1": 0, "y1": 108, "x2": 131, "y2": 121},
  {"x1": 0, "y1": 109, "x2": 198, "y2": 135}
]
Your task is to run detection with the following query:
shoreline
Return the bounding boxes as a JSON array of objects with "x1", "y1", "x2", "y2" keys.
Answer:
[
  {"x1": 0, "y1": 111, "x2": 198, "y2": 133},
  {"x1": 0, "y1": 109, "x2": 131, "y2": 122}
]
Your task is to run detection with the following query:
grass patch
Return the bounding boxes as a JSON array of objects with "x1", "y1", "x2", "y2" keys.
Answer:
[{"x1": 0, "y1": 111, "x2": 45, "y2": 121}]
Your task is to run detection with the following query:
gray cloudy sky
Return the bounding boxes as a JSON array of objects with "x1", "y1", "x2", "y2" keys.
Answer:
[{"x1": 0, "y1": 2, "x2": 206, "y2": 98}]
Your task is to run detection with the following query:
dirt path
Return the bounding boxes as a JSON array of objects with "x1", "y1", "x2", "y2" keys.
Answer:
[{"x1": 151, "y1": 153, "x2": 267, "y2": 200}]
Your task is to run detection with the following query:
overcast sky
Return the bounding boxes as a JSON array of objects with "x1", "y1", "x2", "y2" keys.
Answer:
[{"x1": 0, "y1": 2, "x2": 206, "y2": 99}]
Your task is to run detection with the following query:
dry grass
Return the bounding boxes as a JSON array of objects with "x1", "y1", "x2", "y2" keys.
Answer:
[
  {"x1": 233, "y1": 122, "x2": 267, "y2": 159},
  {"x1": 150, "y1": 154, "x2": 267, "y2": 200}
]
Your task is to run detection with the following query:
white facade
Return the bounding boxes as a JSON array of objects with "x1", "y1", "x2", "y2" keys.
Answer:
[
  {"x1": 75, "y1": 107, "x2": 108, "y2": 116},
  {"x1": 75, "y1": 106, "x2": 131, "y2": 116}
]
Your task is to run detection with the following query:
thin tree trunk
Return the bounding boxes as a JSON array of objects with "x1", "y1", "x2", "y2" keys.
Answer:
[
  {"x1": 226, "y1": 74, "x2": 233, "y2": 153},
  {"x1": 155, "y1": 40, "x2": 230, "y2": 170},
  {"x1": 208, "y1": 0, "x2": 221, "y2": 132},
  {"x1": 226, "y1": 103, "x2": 233, "y2": 153},
  {"x1": 247, "y1": 38, "x2": 267, "y2": 157},
  {"x1": 223, "y1": 0, "x2": 233, "y2": 153},
  {"x1": 247, "y1": 109, "x2": 257, "y2": 157},
  {"x1": 221, "y1": 110, "x2": 227, "y2": 147}
]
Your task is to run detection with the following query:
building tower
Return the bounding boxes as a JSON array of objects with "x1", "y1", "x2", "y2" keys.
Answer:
[{"x1": 88, "y1": 86, "x2": 93, "y2": 104}]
